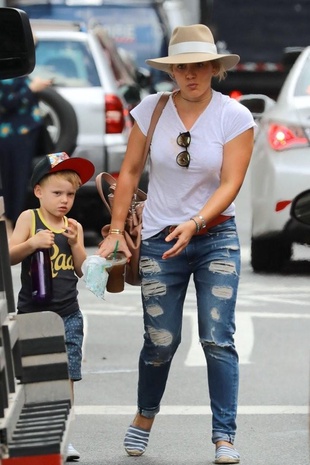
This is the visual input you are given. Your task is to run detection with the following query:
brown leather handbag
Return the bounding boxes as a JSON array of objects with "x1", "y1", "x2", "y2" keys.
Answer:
[{"x1": 96, "y1": 92, "x2": 170, "y2": 286}]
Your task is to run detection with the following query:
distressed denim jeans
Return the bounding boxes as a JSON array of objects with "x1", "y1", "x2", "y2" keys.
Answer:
[{"x1": 138, "y1": 218, "x2": 240, "y2": 445}]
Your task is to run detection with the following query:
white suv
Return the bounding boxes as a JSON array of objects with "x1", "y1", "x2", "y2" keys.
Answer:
[{"x1": 30, "y1": 20, "x2": 141, "y2": 234}]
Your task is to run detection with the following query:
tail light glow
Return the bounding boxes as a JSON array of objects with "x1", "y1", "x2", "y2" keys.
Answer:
[
  {"x1": 268, "y1": 123, "x2": 309, "y2": 150},
  {"x1": 230, "y1": 90, "x2": 243, "y2": 99}
]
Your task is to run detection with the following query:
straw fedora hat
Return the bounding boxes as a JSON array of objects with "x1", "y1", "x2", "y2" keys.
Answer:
[{"x1": 146, "y1": 24, "x2": 240, "y2": 73}]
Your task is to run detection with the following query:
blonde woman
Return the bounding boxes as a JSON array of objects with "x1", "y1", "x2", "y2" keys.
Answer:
[{"x1": 99, "y1": 24, "x2": 255, "y2": 464}]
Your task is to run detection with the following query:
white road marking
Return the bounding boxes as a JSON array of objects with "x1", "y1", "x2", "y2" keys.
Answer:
[
  {"x1": 83, "y1": 308, "x2": 310, "y2": 367},
  {"x1": 74, "y1": 405, "x2": 308, "y2": 415}
]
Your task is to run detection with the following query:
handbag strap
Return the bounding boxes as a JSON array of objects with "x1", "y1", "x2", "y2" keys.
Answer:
[
  {"x1": 96, "y1": 91, "x2": 170, "y2": 213},
  {"x1": 142, "y1": 91, "x2": 170, "y2": 166}
]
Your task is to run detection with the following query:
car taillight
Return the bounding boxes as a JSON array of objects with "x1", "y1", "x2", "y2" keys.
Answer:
[
  {"x1": 230, "y1": 90, "x2": 243, "y2": 99},
  {"x1": 268, "y1": 123, "x2": 309, "y2": 150},
  {"x1": 105, "y1": 94, "x2": 125, "y2": 134}
]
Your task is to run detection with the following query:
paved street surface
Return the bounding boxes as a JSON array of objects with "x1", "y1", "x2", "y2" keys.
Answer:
[{"x1": 10, "y1": 175, "x2": 310, "y2": 464}]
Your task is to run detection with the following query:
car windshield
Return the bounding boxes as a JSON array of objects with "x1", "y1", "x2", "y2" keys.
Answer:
[
  {"x1": 294, "y1": 55, "x2": 310, "y2": 97},
  {"x1": 33, "y1": 39, "x2": 101, "y2": 87}
]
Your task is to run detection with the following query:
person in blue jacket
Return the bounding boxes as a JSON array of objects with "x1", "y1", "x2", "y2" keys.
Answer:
[{"x1": 0, "y1": 75, "x2": 52, "y2": 237}]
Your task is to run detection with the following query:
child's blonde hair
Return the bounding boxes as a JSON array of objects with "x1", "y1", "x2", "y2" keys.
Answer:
[{"x1": 40, "y1": 171, "x2": 81, "y2": 190}]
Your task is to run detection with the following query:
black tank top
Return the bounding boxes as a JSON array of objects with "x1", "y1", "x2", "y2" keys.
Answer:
[{"x1": 17, "y1": 209, "x2": 79, "y2": 317}]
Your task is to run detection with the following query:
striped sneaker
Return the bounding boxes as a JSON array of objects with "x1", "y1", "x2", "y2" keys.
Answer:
[
  {"x1": 124, "y1": 425, "x2": 150, "y2": 456},
  {"x1": 214, "y1": 445, "x2": 240, "y2": 464}
]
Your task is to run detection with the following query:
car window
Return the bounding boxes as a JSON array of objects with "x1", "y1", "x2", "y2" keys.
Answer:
[
  {"x1": 294, "y1": 56, "x2": 310, "y2": 96},
  {"x1": 33, "y1": 39, "x2": 101, "y2": 87}
]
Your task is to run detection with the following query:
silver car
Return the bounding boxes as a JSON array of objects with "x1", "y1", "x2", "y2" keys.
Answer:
[
  {"x1": 240, "y1": 46, "x2": 310, "y2": 272},
  {"x1": 30, "y1": 20, "x2": 137, "y2": 234}
]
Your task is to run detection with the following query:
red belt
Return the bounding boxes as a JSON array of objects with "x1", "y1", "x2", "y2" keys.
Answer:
[{"x1": 166, "y1": 215, "x2": 233, "y2": 236}]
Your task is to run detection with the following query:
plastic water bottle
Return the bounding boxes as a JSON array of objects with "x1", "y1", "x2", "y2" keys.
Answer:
[{"x1": 30, "y1": 247, "x2": 53, "y2": 303}]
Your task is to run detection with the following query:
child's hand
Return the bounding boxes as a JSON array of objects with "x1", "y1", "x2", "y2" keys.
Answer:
[
  {"x1": 33, "y1": 229, "x2": 55, "y2": 249},
  {"x1": 63, "y1": 218, "x2": 79, "y2": 246}
]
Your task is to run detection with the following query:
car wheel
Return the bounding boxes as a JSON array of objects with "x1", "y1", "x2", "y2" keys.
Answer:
[
  {"x1": 37, "y1": 87, "x2": 78, "y2": 156},
  {"x1": 251, "y1": 236, "x2": 292, "y2": 272}
]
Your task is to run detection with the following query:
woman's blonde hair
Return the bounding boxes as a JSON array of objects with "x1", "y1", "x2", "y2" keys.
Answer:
[{"x1": 211, "y1": 60, "x2": 227, "y2": 81}]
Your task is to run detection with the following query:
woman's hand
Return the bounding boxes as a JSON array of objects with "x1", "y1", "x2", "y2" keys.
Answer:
[
  {"x1": 162, "y1": 220, "x2": 196, "y2": 259},
  {"x1": 97, "y1": 233, "x2": 131, "y2": 261}
]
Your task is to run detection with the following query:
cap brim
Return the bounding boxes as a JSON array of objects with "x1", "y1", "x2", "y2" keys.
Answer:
[
  {"x1": 146, "y1": 53, "x2": 240, "y2": 73},
  {"x1": 50, "y1": 157, "x2": 95, "y2": 185}
]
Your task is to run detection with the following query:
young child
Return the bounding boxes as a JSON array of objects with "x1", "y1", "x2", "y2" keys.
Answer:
[{"x1": 9, "y1": 152, "x2": 95, "y2": 462}]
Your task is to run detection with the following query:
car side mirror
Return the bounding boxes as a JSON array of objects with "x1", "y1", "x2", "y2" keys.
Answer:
[
  {"x1": 238, "y1": 94, "x2": 276, "y2": 121},
  {"x1": 0, "y1": 8, "x2": 35, "y2": 79},
  {"x1": 290, "y1": 190, "x2": 310, "y2": 226}
]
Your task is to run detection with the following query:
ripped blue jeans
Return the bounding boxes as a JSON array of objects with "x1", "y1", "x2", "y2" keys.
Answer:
[{"x1": 138, "y1": 218, "x2": 240, "y2": 445}]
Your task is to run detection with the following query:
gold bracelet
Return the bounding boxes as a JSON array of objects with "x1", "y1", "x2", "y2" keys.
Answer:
[{"x1": 109, "y1": 229, "x2": 124, "y2": 235}]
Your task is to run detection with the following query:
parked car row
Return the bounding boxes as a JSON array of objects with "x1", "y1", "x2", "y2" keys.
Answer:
[
  {"x1": 8, "y1": 0, "x2": 173, "y2": 90},
  {"x1": 7, "y1": 1, "x2": 190, "y2": 238},
  {"x1": 239, "y1": 46, "x2": 310, "y2": 272}
]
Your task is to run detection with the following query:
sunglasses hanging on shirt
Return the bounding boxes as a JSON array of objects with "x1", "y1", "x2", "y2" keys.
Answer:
[{"x1": 176, "y1": 131, "x2": 191, "y2": 168}]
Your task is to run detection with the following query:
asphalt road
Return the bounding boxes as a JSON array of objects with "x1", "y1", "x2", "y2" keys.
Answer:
[
  {"x1": 68, "y1": 252, "x2": 309, "y2": 465},
  {"x1": 9, "y1": 172, "x2": 310, "y2": 464}
]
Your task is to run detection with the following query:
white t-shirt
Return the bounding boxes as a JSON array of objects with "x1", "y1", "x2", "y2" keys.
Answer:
[{"x1": 131, "y1": 90, "x2": 256, "y2": 240}]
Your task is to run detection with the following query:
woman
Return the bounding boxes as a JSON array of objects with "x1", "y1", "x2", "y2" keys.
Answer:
[{"x1": 98, "y1": 24, "x2": 255, "y2": 464}]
